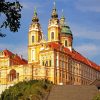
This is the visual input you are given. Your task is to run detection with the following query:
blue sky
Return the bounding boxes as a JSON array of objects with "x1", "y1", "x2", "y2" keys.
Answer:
[{"x1": 0, "y1": 0, "x2": 100, "y2": 65}]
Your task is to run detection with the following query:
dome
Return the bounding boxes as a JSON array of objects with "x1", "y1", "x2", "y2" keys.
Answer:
[{"x1": 61, "y1": 25, "x2": 72, "y2": 35}]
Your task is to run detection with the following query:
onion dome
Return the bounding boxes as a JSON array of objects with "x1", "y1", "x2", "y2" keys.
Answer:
[
  {"x1": 60, "y1": 10, "x2": 72, "y2": 35},
  {"x1": 61, "y1": 25, "x2": 72, "y2": 35}
]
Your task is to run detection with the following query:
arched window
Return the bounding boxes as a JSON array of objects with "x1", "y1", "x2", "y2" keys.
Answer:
[
  {"x1": 51, "y1": 32, "x2": 54, "y2": 39},
  {"x1": 8, "y1": 69, "x2": 17, "y2": 81},
  {"x1": 65, "y1": 40, "x2": 67, "y2": 46},
  {"x1": 32, "y1": 36, "x2": 34, "y2": 43}
]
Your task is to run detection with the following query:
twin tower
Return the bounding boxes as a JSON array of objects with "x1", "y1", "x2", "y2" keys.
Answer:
[{"x1": 28, "y1": 3, "x2": 73, "y2": 64}]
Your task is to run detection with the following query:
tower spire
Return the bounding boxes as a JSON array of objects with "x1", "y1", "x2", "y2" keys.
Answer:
[
  {"x1": 60, "y1": 9, "x2": 66, "y2": 26},
  {"x1": 60, "y1": 9, "x2": 72, "y2": 36},
  {"x1": 51, "y1": 1, "x2": 58, "y2": 18},
  {"x1": 53, "y1": 1, "x2": 56, "y2": 9},
  {"x1": 32, "y1": 7, "x2": 39, "y2": 22},
  {"x1": 61, "y1": 9, "x2": 65, "y2": 19},
  {"x1": 34, "y1": 7, "x2": 37, "y2": 17}
]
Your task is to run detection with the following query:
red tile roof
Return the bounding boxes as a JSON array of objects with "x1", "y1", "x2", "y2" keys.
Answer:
[
  {"x1": 3, "y1": 49, "x2": 28, "y2": 65},
  {"x1": 4, "y1": 49, "x2": 13, "y2": 57},
  {"x1": 48, "y1": 42, "x2": 100, "y2": 71}
]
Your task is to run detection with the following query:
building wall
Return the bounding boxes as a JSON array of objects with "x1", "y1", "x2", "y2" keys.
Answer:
[
  {"x1": 48, "y1": 49, "x2": 100, "y2": 85},
  {"x1": 28, "y1": 45, "x2": 100, "y2": 85},
  {"x1": 0, "y1": 58, "x2": 10, "y2": 67},
  {"x1": 0, "y1": 65, "x2": 32, "y2": 85},
  {"x1": 0, "y1": 52, "x2": 100, "y2": 96}
]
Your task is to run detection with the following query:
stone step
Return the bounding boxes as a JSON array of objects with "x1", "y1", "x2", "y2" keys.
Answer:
[{"x1": 48, "y1": 85, "x2": 99, "y2": 100}]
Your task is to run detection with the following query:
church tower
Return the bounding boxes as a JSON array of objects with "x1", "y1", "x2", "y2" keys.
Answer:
[
  {"x1": 28, "y1": 8, "x2": 43, "y2": 63},
  {"x1": 60, "y1": 10, "x2": 73, "y2": 51},
  {"x1": 48, "y1": 2, "x2": 60, "y2": 43}
]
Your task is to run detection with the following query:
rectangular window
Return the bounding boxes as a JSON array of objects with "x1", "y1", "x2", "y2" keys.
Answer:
[
  {"x1": 65, "y1": 40, "x2": 67, "y2": 46},
  {"x1": 49, "y1": 60, "x2": 51, "y2": 67},
  {"x1": 63, "y1": 73, "x2": 65, "y2": 78},
  {"x1": 51, "y1": 32, "x2": 54, "y2": 39},
  {"x1": 45, "y1": 61, "x2": 48, "y2": 66},
  {"x1": 42, "y1": 61, "x2": 44, "y2": 66},
  {"x1": 32, "y1": 36, "x2": 34, "y2": 43},
  {"x1": 62, "y1": 61, "x2": 64, "y2": 68}
]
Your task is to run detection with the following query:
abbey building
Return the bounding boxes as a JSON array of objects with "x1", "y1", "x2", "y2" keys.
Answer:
[
  {"x1": 28, "y1": 4, "x2": 100, "y2": 85},
  {"x1": 0, "y1": 3, "x2": 100, "y2": 89}
]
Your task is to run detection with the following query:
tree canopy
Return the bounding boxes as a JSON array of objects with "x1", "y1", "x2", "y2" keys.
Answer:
[
  {"x1": 0, "y1": 79, "x2": 53, "y2": 100},
  {"x1": 93, "y1": 95, "x2": 100, "y2": 100},
  {"x1": 0, "y1": 0, "x2": 22, "y2": 37}
]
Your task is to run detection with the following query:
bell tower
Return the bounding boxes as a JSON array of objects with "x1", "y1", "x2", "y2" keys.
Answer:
[
  {"x1": 28, "y1": 8, "x2": 42, "y2": 63},
  {"x1": 48, "y1": 2, "x2": 60, "y2": 43},
  {"x1": 60, "y1": 10, "x2": 73, "y2": 51}
]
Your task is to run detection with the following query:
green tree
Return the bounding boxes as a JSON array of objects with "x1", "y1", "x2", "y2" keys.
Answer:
[
  {"x1": 0, "y1": 0, "x2": 22, "y2": 37},
  {"x1": 0, "y1": 80, "x2": 53, "y2": 100},
  {"x1": 93, "y1": 95, "x2": 100, "y2": 100}
]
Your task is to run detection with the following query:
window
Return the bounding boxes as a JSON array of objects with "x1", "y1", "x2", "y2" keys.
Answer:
[
  {"x1": 42, "y1": 61, "x2": 44, "y2": 66},
  {"x1": 45, "y1": 61, "x2": 48, "y2": 66},
  {"x1": 51, "y1": 32, "x2": 54, "y2": 39},
  {"x1": 62, "y1": 62, "x2": 64, "y2": 68},
  {"x1": 17, "y1": 73, "x2": 19, "y2": 80},
  {"x1": 49, "y1": 60, "x2": 51, "y2": 66},
  {"x1": 65, "y1": 40, "x2": 67, "y2": 46},
  {"x1": 9, "y1": 69, "x2": 16, "y2": 81},
  {"x1": 32, "y1": 36, "x2": 34, "y2": 43},
  {"x1": 0, "y1": 51, "x2": 4, "y2": 57},
  {"x1": 39, "y1": 35, "x2": 42, "y2": 42}
]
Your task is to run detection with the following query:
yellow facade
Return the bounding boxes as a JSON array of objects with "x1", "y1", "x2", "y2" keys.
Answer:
[
  {"x1": 0, "y1": 65, "x2": 32, "y2": 85},
  {"x1": 0, "y1": 58, "x2": 9, "y2": 67},
  {"x1": 27, "y1": 4, "x2": 100, "y2": 85},
  {"x1": 0, "y1": 51, "x2": 10, "y2": 67}
]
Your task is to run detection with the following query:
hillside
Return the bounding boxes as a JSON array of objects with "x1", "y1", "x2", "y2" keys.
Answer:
[
  {"x1": 0, "y1": 80, "x2": 52, "y2": 100},
  {"x1": 0, "y1": 80, "x2": 100, "y2": 100}
]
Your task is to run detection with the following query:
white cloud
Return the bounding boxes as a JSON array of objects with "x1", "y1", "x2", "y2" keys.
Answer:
[
  {"x1": 21, "y1": 1, "x2": 47, "y2": 10},
  {"x1": 75, "y1": 0, "x2": 100, "y2": 12},
  {"x1": 71, "y1": 25, "x2": 100, "y2": 40},
  {"x1": 75, "y1": 44, "x2": 100, "y2": 58},
  {"x1": 75, "y1": 43, "x2": 100, "y2": 58},
  {"x1": 0, "y1": 44, "x2": 27, "y2": 60}
]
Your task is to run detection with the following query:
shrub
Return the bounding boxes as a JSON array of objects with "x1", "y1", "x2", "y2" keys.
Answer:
[{"x1": 0, "y1": 79, "x2": 53, "y2": 100}]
